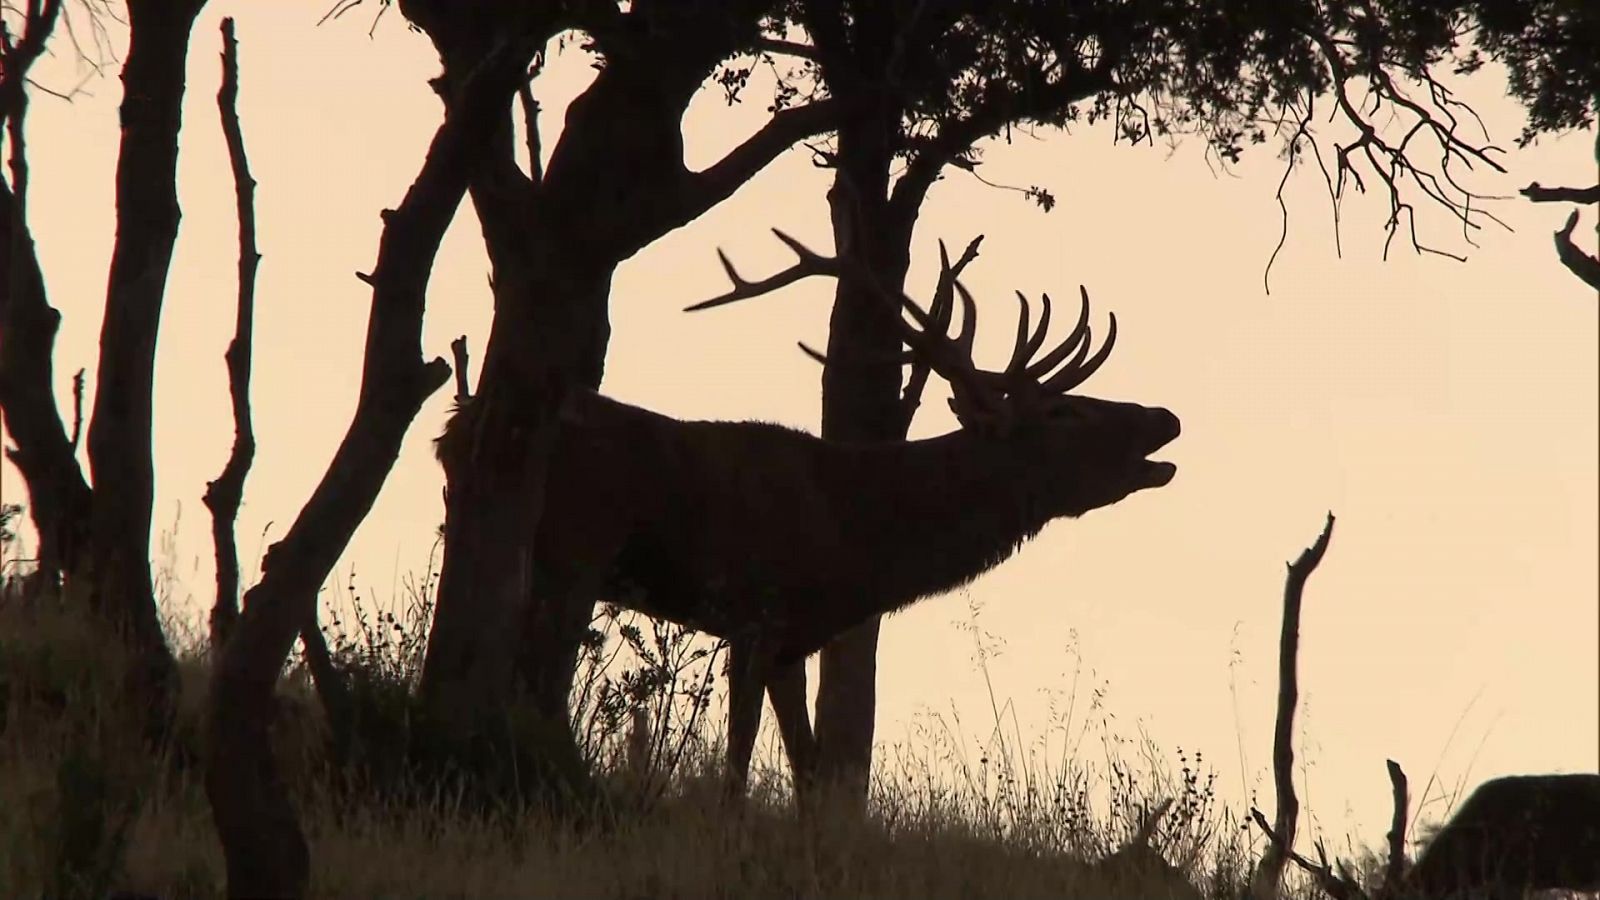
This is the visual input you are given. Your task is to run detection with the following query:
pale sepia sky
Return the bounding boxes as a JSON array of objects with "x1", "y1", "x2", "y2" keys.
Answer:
[{"x1": 7, "y1": 4, "x2": 1596, "y2": 845}]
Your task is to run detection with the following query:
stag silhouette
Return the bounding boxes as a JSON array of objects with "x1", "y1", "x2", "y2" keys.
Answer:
[
  {"x1": 1402, "y1": 773, "x2": 1600, "y2": 900},
  {"x1": 445, "y1": 232, "x2": 1180, "y2": 795}
]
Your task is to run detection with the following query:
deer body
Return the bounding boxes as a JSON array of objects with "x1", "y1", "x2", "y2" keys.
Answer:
[
  {"x1": 517, "y1": 384, "x2": 1177, "y2": 793},
  {"x1": 540, "y1": 390, "x2": 1173, "y2": 663},
  {"x1": 477, "y1": 229, "x2": 1180, "y2": 796}
]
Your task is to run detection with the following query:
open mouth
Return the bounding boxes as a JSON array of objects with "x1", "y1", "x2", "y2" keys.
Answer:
[
  {"x1": 1134, "y1": 411, "x2": 1181, "y2": 488},
  {"x1": 1138, "y1": 459, "x2": 1178, "y2": 488}
]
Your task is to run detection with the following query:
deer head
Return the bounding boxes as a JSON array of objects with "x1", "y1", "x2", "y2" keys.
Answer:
[{"x1": 687, "y1": 229, "x2": 1179, "y2": 519}]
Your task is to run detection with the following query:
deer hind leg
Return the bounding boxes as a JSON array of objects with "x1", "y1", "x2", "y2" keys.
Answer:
[
  {"x1": 723, "y1": 634, "x2": 771, "y2": 801},
  {"x1": 765, "y1": 658, "x2": 817, "y2": 799}
]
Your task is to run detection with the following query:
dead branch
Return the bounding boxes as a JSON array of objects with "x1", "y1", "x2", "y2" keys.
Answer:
[
  {"x1": 1521, "y1": 160, "x2": 1600, "y2": 291},
  {"x1": 518, "y1": 66, "x2": 542, "y2": 185},
  {"x1": 203, "y1": 16, "x2": 259, "y2": 652},
  {"x1": 1250, "y1": 511, "x2": 1335, "y2": 900},
  {"x1": 1382, "y1": 759, "x2": 1410, "y2": 896},
  {"x1": 1521, "y1": 183, "x2": 1600, "y2": 205},
  {"x1": 1251, "y1": 808, "x2": 1369, "y2": 900},
  {"x1": 69, "y1": 367, "x2": 84, "y2": 450},
  {"x1": 1551, "y1": 209, "x2": 1600, "y2": 291},
  {"x1": 450, "y1": 335, "x2": 471, "y2": 401}
]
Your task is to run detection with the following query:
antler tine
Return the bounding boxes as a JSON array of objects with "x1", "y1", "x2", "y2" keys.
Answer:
[
  {"x1": 927, "y1": 240, "x2": 958, "y2": 336},
  {"x1": 1039, "y1": 301, "x2": 1118, "y2": 394},
  {"x1": 1021, "y1": 286, "x2": 1093, "y2": 381},
  {"x1": 684, "y1": 228, "x2": 841, "y2": 312},
  {"x1": 1022, "y1": 291, "x2": 1053, "y2": 367},
  {"x1": 1003, "y1": 291, "x2": 1033, "y2": 378}
]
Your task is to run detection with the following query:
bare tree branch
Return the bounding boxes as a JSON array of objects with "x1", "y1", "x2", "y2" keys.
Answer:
[
  {"x1": 1521, "y1": 169, "x2": 1600, "y2": 291},
  {"x1": 68, "y1": 367, "x2": 83, "y2": 450},
  {"x1": 203, "y1": 15, "x2": 258, "y2": 652},
  {"x1": 518, "y1": 76, "x2": 542, "y2": 185},
  {"x1": 755, "y1": 36, "x2": 822, "y2": 62},
  {"x1": 1301, "y1": 25, "x2": 1511, "y2": 264},
  {"x1": 679, "y1": 98, "x2": 841, "y2": 225},
  {"x1": 1250, "y1": 511, "x2": 1335, "y2": 900},
  {"x1": 1522, "y1": 182, "x2": 1600, "y2": 205},
  {"x1": 450, "y1": 334, "x2": 471, "y2": 401},
  {"x1": 1550, "y1": 209, "x2": 1600, "y2": 290},
  {"x1": 1382, "y1": 759, "x2": 1411, "y2": 896},
  {"x1": 1251, "y1": 808, "x2": 1370, "y2": 900}
]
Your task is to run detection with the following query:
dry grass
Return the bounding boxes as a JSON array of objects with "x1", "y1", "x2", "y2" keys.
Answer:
[{"x1": 1, "y1": 566, "x2": 1259, "y2": 900}]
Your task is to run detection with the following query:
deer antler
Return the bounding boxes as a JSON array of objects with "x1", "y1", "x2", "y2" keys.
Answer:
[{"x1": 689, "y1": 230, "x2": 1118, "y2": 432}]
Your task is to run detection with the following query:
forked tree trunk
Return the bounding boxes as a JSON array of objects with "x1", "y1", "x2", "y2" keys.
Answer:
[
  {"x1": 0, "y1": 0, "x2": 90, "y2": 600},
  {"x1": 0, "y1": 182, "x2": 91, "y2": 596}
]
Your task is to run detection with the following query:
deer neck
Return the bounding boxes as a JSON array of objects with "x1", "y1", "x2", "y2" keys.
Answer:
[{"x1": 832, "y1": 430, "x2": 1052, "y2": 613}]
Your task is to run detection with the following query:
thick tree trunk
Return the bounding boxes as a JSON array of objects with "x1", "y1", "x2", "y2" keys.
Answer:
[
  {"x1": 421, "y1": 254, "x2": 611, "y2": 795},
  {"x1": 205, "y1": 33, "x2": 535, "y2": 896},
  {"x1": 83, "y1": 0, "x2": 208, "y2": 736},
  {"x1": 812, "y1": 104, "x2": 915, "y2": 809}
]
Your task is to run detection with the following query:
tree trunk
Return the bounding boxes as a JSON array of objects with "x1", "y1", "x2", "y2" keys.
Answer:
[
  {"x1": 0, "y1": 0, "x2": 88, "y2": 600},
  {"x1": 421, "y1": 255, "x2": 611, "y2": 796},
  {"x1": 84, "y1": 0, "x2": 209, "y2": 737},
  {"x1": 812, "y1": 101, "x2": 915, "y2": 810},
  {"x1": 0, "y1": 180, "x2": 91, "y2": 596}
]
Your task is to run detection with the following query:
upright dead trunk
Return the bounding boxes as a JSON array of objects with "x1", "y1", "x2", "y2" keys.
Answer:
[{"x1": 83, "y1": 0, "x2": 208, "y2": 732}]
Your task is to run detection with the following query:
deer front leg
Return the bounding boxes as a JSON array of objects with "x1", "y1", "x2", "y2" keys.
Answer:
[
  {"x1": 723, "y1": 633, "x2": 771, "y2": 800},
  {"x1": 765, "y1": 659, "x2": 817, "y2": 798}
]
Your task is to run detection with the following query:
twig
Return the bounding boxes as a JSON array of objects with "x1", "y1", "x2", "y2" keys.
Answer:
[
  {"x1": 1382, "y1": 759, "x2": 1410, "y2": 896},
  {"x1": 69, "y1": 368, "x2": 84, "y2": 451},
  {"x1": 450, "y1": 335, "x2": 471, "y2": 401},
  {"x1": 519, "y1": 55, "x2": 543, "y2": 185}
]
